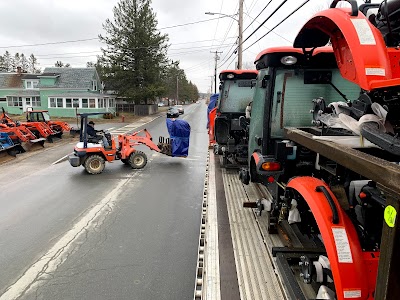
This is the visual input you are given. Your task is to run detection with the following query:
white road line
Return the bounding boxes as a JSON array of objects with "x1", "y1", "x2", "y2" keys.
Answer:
[{"x1": 0, "y1": 176, "x2": 134, "y2": 300}]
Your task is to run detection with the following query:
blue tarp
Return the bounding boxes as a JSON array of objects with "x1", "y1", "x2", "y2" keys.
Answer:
[
  {"x1": 207, "y1": 93, "x2": 219, "y2": 129},
  {"x1": 166, "y1": 118, "x2": 191, "y2": 157}
]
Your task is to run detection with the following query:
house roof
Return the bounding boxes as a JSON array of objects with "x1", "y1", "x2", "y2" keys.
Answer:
[
  {"x1": 41, "y1": 67, "x2": 99, "y2": 89},
  {"x1": 0, "y1": 73, "x2": 40, "y2": 89}
]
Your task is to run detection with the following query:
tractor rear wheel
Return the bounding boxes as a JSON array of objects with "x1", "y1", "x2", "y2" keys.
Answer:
[
  {"x1": 129, "y1": 151, "x2": 147, "y2": 169},
  {"x1": 84, "y1": 155, "x2": 105, "y2": 174}
]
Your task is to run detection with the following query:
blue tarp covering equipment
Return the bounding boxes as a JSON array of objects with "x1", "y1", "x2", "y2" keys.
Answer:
[
  {"x1": 207, "y1": 93, "x2": 219, "y2": 129},
  {"x1": 166, "y1": 118, "x2": 191, "y2": 157}
]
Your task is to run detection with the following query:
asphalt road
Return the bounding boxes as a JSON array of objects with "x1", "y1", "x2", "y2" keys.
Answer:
[{"x1": 0, "y1": 102, "x2": 208, "y2": 300}]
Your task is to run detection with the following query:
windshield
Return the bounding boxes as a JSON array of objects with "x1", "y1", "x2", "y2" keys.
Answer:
[{"x1": 219, "y1": 80, "x2": 254, "y2": 113}]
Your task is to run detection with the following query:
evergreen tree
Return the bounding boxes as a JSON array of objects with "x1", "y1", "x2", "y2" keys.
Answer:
[
  {"x1": 28, "y1": 54, "x2": 40, "y2": 73},
  {"x1": 3, "y1": 51, "x2": 12, "y2": 72},
  {"x1": 20, "y1": 54, "x2": 29, "y2": 72},
  {"x1": 12, "y1": 53, "x2": 20, "y2": 71},
  {"x1": 99, "y1": 0, "x2": 169, "y2": 104}
]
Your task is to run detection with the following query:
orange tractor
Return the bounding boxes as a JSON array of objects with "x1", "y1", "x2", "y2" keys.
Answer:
[
  {"x1": 68, "y1": 112, "x2": 190, "y2": 174},
  {"x1": 0, "y1": 108, "x2": 58, "y2": 142},
  {"x1": 25, "y1": 108, "x2": 74, "y2": 138},
  {"x1": 0, "y1": 108, "x2": 45, "y2": 152}
]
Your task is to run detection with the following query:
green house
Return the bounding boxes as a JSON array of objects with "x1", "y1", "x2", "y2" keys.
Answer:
[{"x1": 0, "y1": 67, "x2": 115, "y2": 118}]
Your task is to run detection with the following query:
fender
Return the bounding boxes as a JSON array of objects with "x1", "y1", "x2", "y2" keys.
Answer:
[
  {"x1": 294, "y1": 7, "x2": 400, "y2": 91},
  {"x1": 287, "y1": 177, "x2": 378, "y2": 300}
]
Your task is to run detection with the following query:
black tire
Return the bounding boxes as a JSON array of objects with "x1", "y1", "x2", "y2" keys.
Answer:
[
  {"x1": 84, "y1": 154, "x2": 105, "y2": 174},
  {"x1": 129, "y1": 151, "x2": 147, "y2": 169}
]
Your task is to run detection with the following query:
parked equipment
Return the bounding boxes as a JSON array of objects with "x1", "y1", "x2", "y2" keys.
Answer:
[
  {"x1": 240, "y1": 1, "x2": 400, "y2": 299},
  {"x1": 213, "y1": 70, "x2": 258, "y2": 167},
  {"x1": 68, "y1": 112, "x2": 190, "y2": 174},
  {"x1": 0, "y1": 108, "x2": 57, "y2": 142},
  {"x1": 0, "y1": 132, "x2": 17, "y2": 157},
  {"x1": 25, "y1": 108, "x2": 73, "y2": 138},
  {"x1": 0, "y1": 109, "x2": 46, "y2": 152}
]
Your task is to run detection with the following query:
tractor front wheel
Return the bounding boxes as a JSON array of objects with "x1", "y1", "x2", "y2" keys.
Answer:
[
  {"x1": 129, "y1": 151, "x2": 147, "y2": 169},
  {"x1": 84, "y1": 155, "x2": 105, "y2": 174}
]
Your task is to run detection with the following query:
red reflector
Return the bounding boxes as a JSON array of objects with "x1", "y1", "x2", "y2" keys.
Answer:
[
  {"x1": 217, "y1": 112, "x2": 221, "y2": 116},
  {"x1": 261, "y1": 161, "x2": 281, "y2": 171},
  {"x1": 359, "y1": 192, "x2": 367, "y2": 199},
  {"x1": 267, "y1": 176, "x2": 274, "y2": 183}
]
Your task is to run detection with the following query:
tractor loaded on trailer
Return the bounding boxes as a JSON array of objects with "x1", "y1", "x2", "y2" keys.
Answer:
[
  {"x1": 68, "y1": 109, "x2": 190, "y2": 175},
  {"x1": 214, "y1": 0, "x2": 400, "y2": 299},
  {"x1": 211, "y1": 70, "x2": 258, "y2": 167}
]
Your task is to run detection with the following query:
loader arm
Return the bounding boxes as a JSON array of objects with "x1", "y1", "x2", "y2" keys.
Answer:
[{"x1": 119, "y1": 129, "x2": 161, "y2": 152}]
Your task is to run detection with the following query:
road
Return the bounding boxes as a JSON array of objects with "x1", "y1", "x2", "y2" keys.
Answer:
[{"x1": 0, "y1": 102, "x2": 208, "y2": 300}]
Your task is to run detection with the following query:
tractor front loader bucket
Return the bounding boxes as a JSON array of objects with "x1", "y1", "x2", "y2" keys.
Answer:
[
  {"x1": 0, "y1": 132, "x2": 17, "y2": 160},
  {"x1": 21, "y1": 138, "x2": 46, "y2": 152}
]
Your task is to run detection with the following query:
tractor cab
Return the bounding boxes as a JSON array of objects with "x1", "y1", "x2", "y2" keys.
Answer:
[
  {"x1": 25, "y1": 108, "x2": 71, "y2": 137},
  {"x1": 241, "y1": 46, "x2": 362, "y2": 190},
  {"x1": 214, "y1": 70, "x2": 258, "y2": 167}
]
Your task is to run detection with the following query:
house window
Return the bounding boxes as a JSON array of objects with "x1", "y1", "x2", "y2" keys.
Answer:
[
  {"x1": 7, "y1": 96, "x2": 23, "y2": 107},
  {"x1": 82, "y1": 98, "x2": 88, "y2": 108},
  {"x1": 73, "y1": 98, "x2": 79, "y2": 108},
  {"x1": 32, "y1": 97, "x2": 41, "y2": 106},
  {"x1": 89, "y1": 98, "x2": 96, "y2": 108},
  {"x1": 49, "y1": 97, "x2": 63, "y2": 108},
  {"x1": 49, "y1": 97, "x2": 56, "y2": 107},
  {"x1": 66, "y1": 98, "x2": 72, "y2": 108},
  {"x1": 92, "y1": 80, "x2": 98, "y2": 91},
  {"x1": 98, "y1": 98, "x2": 103, "y2": 108},
  {"x1": 26, "y1": 97, "x2": 31, "y2": 106},
  {"x1": 0, "y1": 98, "x2": 6, "y2": 102},
  {"x1": 109, "y1": 98, "x2": 115, "y2": 107},
  {"x1": 25, "y1": 80, "x2": 39, "y2": 89}
]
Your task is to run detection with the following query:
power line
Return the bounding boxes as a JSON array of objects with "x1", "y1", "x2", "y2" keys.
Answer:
[
  {"x1": 0, "y1": 18, "x2": 227, "y2": 50},
  {"x1": 241, "y1": 0, "x2": 289, "y2": 47},
  {"x1": 243, "y1": 0, "x2": 274, "y2": 33},
  {"x1": 243, "y1": 0, "x2": 311, "y2": 52},
  {"x1": 219, "y1": 0, "x2": 289, "y2": 67}
]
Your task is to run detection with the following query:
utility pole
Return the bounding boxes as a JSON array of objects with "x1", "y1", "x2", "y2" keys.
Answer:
[
  {"x1": 176, "y1": 75, "x2": 179, "y2": 105},
  {"x1": 211, "y1": 51, "x2": 222, "y2": 94},
  {"x1": 238, "y1": 0, "x2": 243, "y2": 69},
  {"x1": 209, "y1": 75, "x2": 214, "y2": 95}
]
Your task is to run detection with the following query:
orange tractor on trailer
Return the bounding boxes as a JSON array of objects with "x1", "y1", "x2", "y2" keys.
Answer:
[{"x1": 238, "y1": 0, "x2": 400, "y2": 299}]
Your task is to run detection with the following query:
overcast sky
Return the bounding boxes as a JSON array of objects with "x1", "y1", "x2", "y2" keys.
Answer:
[{"x1": 0, "y1": 0, "x2": 381, "y2": 93}]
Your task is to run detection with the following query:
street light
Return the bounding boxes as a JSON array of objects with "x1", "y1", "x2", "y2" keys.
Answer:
[{"x1": 205, "y1": 5, "x2": 243, "y2": 69}]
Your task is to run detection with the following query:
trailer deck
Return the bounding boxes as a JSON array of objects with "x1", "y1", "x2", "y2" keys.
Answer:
[{"x1": 196, "y1": 127, "x2": 400, "y2": 299}]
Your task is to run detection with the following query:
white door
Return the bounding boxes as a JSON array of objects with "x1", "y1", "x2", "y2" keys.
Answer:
[{"x1": 22, "y1": 97, "x2": 32, "y2": 112}]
